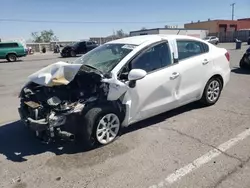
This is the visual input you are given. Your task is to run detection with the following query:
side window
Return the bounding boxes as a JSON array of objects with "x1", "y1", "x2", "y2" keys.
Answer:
[
  {"x1": 86, "y1": 42, "x2": 92, "y2": 45},
  {"x1": 79, "y1": 42, "x2": 86, "y2": 47},
  {"x1": 0, "y1": 43, "x2": 18, "y2": 48},
  {"x1": 177, "y1": 40, "x2": 205, "y2": 60},
  {"x1": 131, "y1": 42, "x2": 172, "y2": 73},
  {"x1": 202, "y1": 43, "x2": 209, "y2": 53}
]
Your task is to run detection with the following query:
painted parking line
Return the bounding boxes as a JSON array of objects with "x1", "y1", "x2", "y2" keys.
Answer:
[{"x1": 149, "y1": 128, "x2": 250, "y2": 188}]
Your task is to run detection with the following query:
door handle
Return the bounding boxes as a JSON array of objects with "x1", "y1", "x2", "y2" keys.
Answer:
[
  {"x1": 202, "y1": 59, "x2": 209, "y2": 65},
  {"x1": 170, "y1": 72, "x2": 180, "y2": 80}
]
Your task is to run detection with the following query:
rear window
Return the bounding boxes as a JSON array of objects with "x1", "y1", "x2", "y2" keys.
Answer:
[{"x1": 0, "y1": 43, "x2": 19, "y2": 48}]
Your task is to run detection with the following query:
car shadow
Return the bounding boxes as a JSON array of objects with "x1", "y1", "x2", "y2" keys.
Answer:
[
  {"x1": 231, "y1": 67, "x2": 250, "y2": 74},
  {"x1": 0, "y1": 60, "x2": 23, "y2": 64},
  {"x1": 0, "y1": 102, "x2": 204, "y2": 162},
  {"x1": 123, "y1": 102, "x2": 205, "y2": 134}
]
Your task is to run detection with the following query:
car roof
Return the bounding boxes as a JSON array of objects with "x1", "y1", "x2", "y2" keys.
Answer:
[
  {"x1": 107, "y1": 34, "x2": 206, "y2": 45},
  {"x1": 0, "y1": 41, "x2": 20, "y2": 44}
]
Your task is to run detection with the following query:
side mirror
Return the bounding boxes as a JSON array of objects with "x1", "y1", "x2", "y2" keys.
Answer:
[{"x1": 128, "y1": 69, "x2": 147, "y2": 81}]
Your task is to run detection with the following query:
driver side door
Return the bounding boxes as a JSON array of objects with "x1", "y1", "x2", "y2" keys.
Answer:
[{"x1": 120, "y1": 41, "x2": 182, "y2": 124}]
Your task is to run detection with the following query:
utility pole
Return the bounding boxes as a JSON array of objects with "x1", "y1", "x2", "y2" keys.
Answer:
[{"x1": 230, "y1": 3, "x2": 235, "y2": 20}]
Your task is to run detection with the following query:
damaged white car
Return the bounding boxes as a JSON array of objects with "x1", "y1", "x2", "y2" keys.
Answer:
[{"x1": 18, "y1": 35, "x2": 231, "y2": 147}]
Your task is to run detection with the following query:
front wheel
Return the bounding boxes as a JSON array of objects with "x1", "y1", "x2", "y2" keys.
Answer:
[
  {"x1": 200, "y1": 77, "x2": 222, "y2": 106},
  {"x1": 76, "y1": 106, "x2": 121, "y2": 149}
]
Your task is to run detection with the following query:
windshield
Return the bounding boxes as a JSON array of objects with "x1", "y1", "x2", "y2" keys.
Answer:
[
  {"x1": 72, "y1": 42, "x2": 80, "y2": 47},
  {"x1": 204, "y1": 37, "x2": 210, "y2": 40},
  {"x1": 72, "y1": 43, "x2": 137, "y2": 73}
]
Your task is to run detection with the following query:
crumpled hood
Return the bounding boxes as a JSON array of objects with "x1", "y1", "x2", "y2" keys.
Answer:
[
  {"x1": 28, "y1": 61, "x2": 82, "y2": 86},
  {"x1": 27, "y1": 61, "x2": 129, "y2": 101}
]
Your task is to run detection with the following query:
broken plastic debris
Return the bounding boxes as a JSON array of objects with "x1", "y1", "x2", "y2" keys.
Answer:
[
  {"x1": 24, "y1": 101, "x2": 40, "y2": 108},
  {"x1": 47, "y1": 97, "x2": 61, "y2": 106},
  {"x1": 73, "y1": 103, "x2": 85, "y2": 113}
]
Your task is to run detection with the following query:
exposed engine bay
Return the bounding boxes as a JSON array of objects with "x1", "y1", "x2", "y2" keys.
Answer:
[{"x1": 18, "y1": 63, "x2": 118, "y2": 143}]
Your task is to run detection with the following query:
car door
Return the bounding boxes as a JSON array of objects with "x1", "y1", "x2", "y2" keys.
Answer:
[
  {"x1": 120, "y1": 41, "x2": 182, "y2": 124},
  {"x1": 176, "y1": 39, "x2": 212, "y2": 105},
  {"x1": 86, "y1": 42, "x2": 94, "y2": 51},
  {"x1": 78, "y1": 42, "x2": 86, "y2": 54}
]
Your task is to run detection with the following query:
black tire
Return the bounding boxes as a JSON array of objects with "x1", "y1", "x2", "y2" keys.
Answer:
[
  {"x1": 70, "y1": 50, "x2": 76, "y2": 57},
  {"x1": 200, "y1": 77, "x2": 222, "y2": 106},
  {"x1": 76, "y1": 106, "x2": 122, "y2": 149},
  {"x1": 7, "y1": 54, "x2": 17, "y2": 62},
  {"x1": 61, "y1": 53, "x2": 66, "y2": 58},
  {"x1": 215, "y1": 41, "x2": 219, "y2": 45},
  {"x1": 239, "y1": 58, "x2": 247, "y2": 69}
]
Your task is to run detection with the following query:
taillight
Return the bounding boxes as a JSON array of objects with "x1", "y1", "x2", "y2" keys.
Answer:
[{"x1": 225, "y1": 51, "x2": 230, "y2": 62}]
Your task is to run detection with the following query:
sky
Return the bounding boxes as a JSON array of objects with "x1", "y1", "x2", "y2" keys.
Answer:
[{"x1": 0, "y1": 0, "x2": 249, "y2": 41}]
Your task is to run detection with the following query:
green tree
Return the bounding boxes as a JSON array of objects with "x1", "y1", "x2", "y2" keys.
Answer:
[{"x1": 31, "y1": 30, "x2": 58, "y2": 43}]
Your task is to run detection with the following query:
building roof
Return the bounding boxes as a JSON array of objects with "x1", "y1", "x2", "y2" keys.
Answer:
[{"x1": 130, "y1": 27, "x2": 208, "y2": 34}]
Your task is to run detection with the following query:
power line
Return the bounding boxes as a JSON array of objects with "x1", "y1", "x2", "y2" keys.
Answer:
[
  {"x1": 0, "y1": 18, "x2": 182, "y2": 24},
  {"x1": 0, "y1": 16, "x2": 234, "y2": 25}
]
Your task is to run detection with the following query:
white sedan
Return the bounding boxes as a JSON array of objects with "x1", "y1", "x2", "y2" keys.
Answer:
[{"x1": 19, "y1": 35, "x2": 231, "y2": 148}]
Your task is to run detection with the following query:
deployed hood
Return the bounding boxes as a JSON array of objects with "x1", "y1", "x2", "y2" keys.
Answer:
[{"x1": 28, "y1": 62, "x2": 82, "y2": 86}]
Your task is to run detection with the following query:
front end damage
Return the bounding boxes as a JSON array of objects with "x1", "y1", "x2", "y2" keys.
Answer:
[{"x1": 18, "y1": 62, "x2": 126, "y2": 143}]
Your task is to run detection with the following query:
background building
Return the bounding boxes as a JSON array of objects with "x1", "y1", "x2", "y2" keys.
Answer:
[
  {"x1": 184, "y1": 18, "x2": 250, "y2": 33},
  {"x1": 184, "y1": 18, "x2": 250, "y2": 42},
  {"x1": 129, "y1": 28, "x2": 208, "y2": 39}
]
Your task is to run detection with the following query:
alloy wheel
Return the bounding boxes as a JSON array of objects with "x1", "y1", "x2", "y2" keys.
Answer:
[
  {"x1": 96, "y1": 113, "x2": 120, "y2": 145},
  {"x1": 207, "y1": 80, "x2": 220, "y2": 102}
]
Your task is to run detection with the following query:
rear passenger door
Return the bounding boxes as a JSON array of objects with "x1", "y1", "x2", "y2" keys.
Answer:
[
  {"x1": 86, "y1": 42, "x2": 96, "y2": 51},
  {"x1": 176, "y1": 39, "x2": 212, "y2": 105},
  {"x1": 78, "y1": 42, "x2": 87, "y2": 54}
]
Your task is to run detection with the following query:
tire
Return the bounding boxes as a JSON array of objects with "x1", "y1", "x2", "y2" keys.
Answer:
[
  {"x1": 70, "y1": 50, "x2": 76, "y2": 57},
  {"x1": 200, "y1": 77, "x2": 222, "y2": 106},
  {"x1": 7, "y1": 54, "x2": 17, "y2": 62},
  {"x1": 76, "y1": 106, "x2": 122, "y2": 149},
  {"x1": 215, "y1": 41, "x2": 219, "y2": 45},
  {"x1": 239, "y1": 58, "x2": 247, "y2": 69}
]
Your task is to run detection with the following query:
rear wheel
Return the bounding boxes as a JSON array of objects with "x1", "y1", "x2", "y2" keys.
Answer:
[
  {"x1": 76, "y1": 106, "x2": 121, "y2": 149},
  {"x1": 200, "y1": 77, "x2": 222, "y2": 106},
  {"x1": 239, "y1": 58, "x2": 247, "y2": 69},
  {"x1": 7, "y1": 54, "x2": 17, "y2": 62}
]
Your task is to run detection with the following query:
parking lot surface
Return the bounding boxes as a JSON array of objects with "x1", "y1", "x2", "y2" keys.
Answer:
[{"x1": 0, "y1": 44, "x2": 250, "y2": 188}]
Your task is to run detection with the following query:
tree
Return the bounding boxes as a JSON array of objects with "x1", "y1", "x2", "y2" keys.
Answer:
[
  {"x1": 31, "y1": 30, "x2": 58, "y2": 43},
  {"x1": 115, "y1": 29, "x2": 129, "y2": 38}
]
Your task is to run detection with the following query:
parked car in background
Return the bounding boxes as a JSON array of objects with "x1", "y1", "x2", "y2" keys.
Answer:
[
  {"x1": 203, "y1": 36, "x2": 219, "y2": 45},
  {"x1": 239, "y1": 46, "x2": 250, "y2": 69},
  {"x1": 60, "y1": 40, "x2": 98, "y2": 57},
  {"x1": 19, "y1": 35, "x2": 230, "y2": 148},
  {"x1": 0, "y1": 42, "x2": 27, "y2": 62}
]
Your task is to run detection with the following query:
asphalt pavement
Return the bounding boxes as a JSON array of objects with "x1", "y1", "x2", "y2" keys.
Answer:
[{"x1": 0, "y1": 43, "x2": 250, "y2": 188}]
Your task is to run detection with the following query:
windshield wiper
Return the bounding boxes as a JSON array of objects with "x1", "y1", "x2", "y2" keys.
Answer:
[{"x1": 83, "y1": 64, "x2": 103, "y2": 74}]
